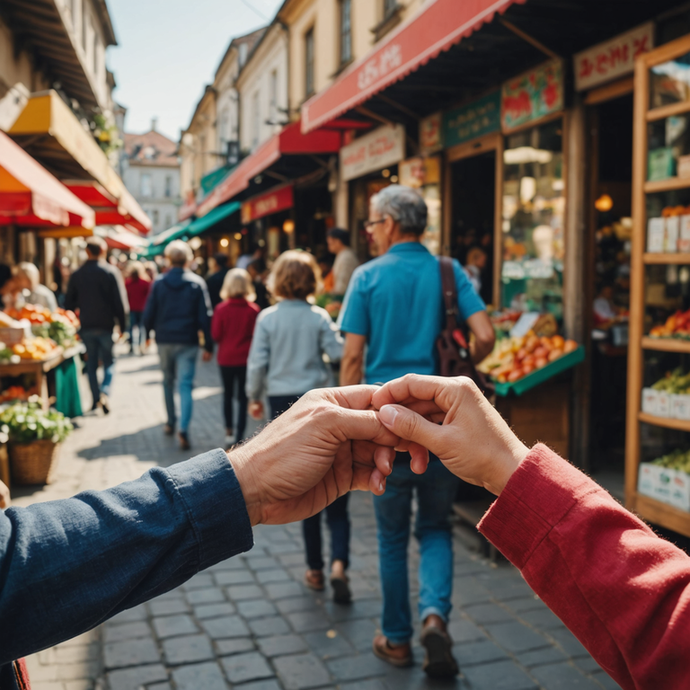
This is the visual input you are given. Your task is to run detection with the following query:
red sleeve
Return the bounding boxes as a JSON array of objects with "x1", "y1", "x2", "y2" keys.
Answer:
[
  {"x1": 211, "y1": 305, "x2": 223, "y2": 343},
  {"x1": 478, "y1": 444, "x2": 690, "y2": 690}
]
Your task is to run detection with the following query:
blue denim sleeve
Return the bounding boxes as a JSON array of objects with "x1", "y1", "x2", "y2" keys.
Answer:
[{"x1": 0, "y1": 448, "x2": 253, "y2": 664}]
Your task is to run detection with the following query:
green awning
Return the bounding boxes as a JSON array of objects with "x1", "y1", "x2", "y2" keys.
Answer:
[
  {"x1": 200, "y1": 165, "x2": 233, "y2": 195},
  {"x1": 185, "y1": 201, "x2": 240, "y2": 238},
  {"x1": 152, "y1": 218, "x2": 193, "y2": 247}
]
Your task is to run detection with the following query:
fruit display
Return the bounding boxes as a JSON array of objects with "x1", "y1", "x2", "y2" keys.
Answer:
[
  {"x1": 8, "y1": 337, "x2": 59, "y2": 361},
  {"x1": 0, "y1": 386, "x2": 33, "y2": 404},
  {"x1": 652, "y1": 449, "x2": 690, "y2": 475},
  {"x1": 478, "y1": 332, "x2": 578, "y2": 384},
  {"x1": 649, "y1": 309, "x2": 690, "y2": 339},
  {"x1": 651, "y1": 368, "x2": 690, "y2": 394},
  {"x1": 2, "y1": 305, "x2": 79, "y2": 348}
]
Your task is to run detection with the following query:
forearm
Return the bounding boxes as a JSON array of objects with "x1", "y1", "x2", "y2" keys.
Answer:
[
  {"x1": 0, "y1": 449, "x2": 253, "y2": 663},
  {"x1": 479, "y1": 445, "x2": 690, "y2": 690},
  {"x1": 340, "y1": 352, "x2": 363, "y2": 386}
]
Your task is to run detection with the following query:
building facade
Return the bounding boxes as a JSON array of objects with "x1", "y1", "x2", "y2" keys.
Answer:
[{"x1": 123, "y1": 123, "x2": 181, "y2": 235}]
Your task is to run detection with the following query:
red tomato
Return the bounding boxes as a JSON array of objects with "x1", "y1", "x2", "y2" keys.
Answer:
[
  {"x1": 535, "y1": 357, "x2": 548, "y2": 369},
  {"x1": 508, "y1": 369, "x2": 523, "y2": 383}
]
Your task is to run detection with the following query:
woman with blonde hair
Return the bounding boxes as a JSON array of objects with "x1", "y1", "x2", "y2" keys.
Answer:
[
  {"x1": 125, "y1": 261, "x2": 151, "y2": 355},
  {"x1": 211, "y1": 268, "x2": 260, "y2": 448},
  {"x1": 246, "y1": 250, "x2": 350, "y2": 602}
]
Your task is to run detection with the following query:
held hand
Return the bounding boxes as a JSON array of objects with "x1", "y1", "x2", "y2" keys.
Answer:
[
  {"x1": 229, "y1": 387, "x2": 398, "y2": 525},
  {"x1": 372, "y1": 375, "x2": 529, "y2": 496},
  {"x1": 202, "y1": 351, "x2": 213, "y2": 363},
  {"x1": 248, "y1": 401, "x2": 264, "y2": 420}
]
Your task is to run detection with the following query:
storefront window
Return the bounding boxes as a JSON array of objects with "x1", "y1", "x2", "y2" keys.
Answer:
[
  {"x1": 650, "y1": 52, "x2": 690, "y2": 109},
  {"x1": 501, "y1": 120, "x2": 564, "y2": 318}
]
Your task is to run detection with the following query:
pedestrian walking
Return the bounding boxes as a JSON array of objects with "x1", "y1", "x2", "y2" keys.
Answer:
[
  {"x1": 326, "y1": 227, "x2": 359, "y2": 296},
  {"x1": 247, "y1": 258, "x2": 270, "y2": 310},
  {"x1": 338, "y1": 185, "x2": 496, "y2": 676},
  {"x1": 205, "y1": 252, "x2": 230, "y2": 310},
  {"x1": 125, "y1": 261, "x2": 151, "y2": 355},
  {"x1": 246, "y1": 250, "x2": 351, "y2": 601},
  {"x1": 211, "y1": 268, "x2": 260, "y2": 448},
  {"x1": 143, "y1": 241, "x2": 213, "y2": 451},
  {"x1": 65, "y1": 237, "x2": 129, "y2": 414}
]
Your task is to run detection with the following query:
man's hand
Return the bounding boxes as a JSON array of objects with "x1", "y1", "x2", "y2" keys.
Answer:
[
  {"x1": 248, "y1": 401, "x2": 264, "y2": 420},
  {"x1": 372, "y1": 375, "x2": 529, "y2": 495},
  {"x1": 202, "y1": 351, "x2": 213, "y2": 363},
  {"x1": 230, "y1": 387, "x2": 398, "y2": 525}
]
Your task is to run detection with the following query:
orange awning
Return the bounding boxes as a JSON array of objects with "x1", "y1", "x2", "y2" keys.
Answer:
[
  {"x1": 301, "y1": 0, "x2": 523, "y2": 132},
  {"x1": 197, "y1": 120, "x2": 341, "y2": 217},
  {"x1": 0, "y1": 130, "x2": 94, "y2": 229}
]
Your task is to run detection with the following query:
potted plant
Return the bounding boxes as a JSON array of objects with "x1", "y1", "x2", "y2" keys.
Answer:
[{"x1": 0, "y1": 397, "x2": 73, "y2": 485}]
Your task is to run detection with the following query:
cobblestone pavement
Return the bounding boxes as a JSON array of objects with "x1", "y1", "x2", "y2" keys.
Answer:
[{"x1": 14, "y1": 349, "x2": 622, "y2": 690}]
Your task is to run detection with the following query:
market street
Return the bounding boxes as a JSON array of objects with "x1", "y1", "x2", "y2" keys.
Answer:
[{"x1": 15, "y1": 349, "x2": 621, "y2": 690}]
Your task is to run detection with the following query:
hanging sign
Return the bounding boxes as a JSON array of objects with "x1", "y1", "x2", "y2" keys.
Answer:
[
  {"x1": 443, "y1": 90, "x2": 501, "y2": 148},
  {"x1": 419, "y1": 113, "x2": 443, "y2": 155},
  {"x1": 241, "y1": 184, "x2": 294, "y2": 224},
  {"x1": 340, "y1": 124, "x2": 406, "y2": 182},
  {"x1": 574, "y1": 23, "x2": 654, "y2": 91},
  {"x1": 501, "y1": 59, "x2": 564, "y2": 132}
]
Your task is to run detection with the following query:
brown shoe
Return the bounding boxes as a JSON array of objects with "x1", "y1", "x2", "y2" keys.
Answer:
[
  {"x1": 420, "y1": 615, "x2": 459, "y2": 678},
  {"x1": 372, "y1": 635, "x2": 413, "y2": 667},
  {"x1": 304, "y1": 569, "x2": 325, "y2": 591},
  {"x1": 178, "y1": 431, "x2": 191, "y2": 451}
]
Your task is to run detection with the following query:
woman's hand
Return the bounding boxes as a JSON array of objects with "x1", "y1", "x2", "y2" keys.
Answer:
[
  {"x1": 372, "y1": 375, "x2": 529, "y2": 495},
  {"x1": 248, "y1": 401, "x2": 264, "y2": 420},
  {"x1": 230, "y1": 386, "x2": 398, "y2": 525}
]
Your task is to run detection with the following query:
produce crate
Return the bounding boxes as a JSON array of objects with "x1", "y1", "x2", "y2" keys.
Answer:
[{"x1": 494, "y1": 346, "x2": 585, "y2": 397}]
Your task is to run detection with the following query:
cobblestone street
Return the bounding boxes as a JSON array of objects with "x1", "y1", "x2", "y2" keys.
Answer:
[{"x1": 14, "y1": 350, "x2": 622, "y2": 690}]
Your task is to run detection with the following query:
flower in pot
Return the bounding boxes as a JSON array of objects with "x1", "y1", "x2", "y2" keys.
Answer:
[{"x1": 0, "y1": 397, "x2": 73, "y2": 485}]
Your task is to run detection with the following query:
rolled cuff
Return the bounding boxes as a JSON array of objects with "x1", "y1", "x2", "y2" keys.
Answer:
[
  {"x1": 477, "y1": 444, "x2": 601, "y2": 570},
  {"x1": 166, "y1": 448, "x2": 254, "y2": 569}
]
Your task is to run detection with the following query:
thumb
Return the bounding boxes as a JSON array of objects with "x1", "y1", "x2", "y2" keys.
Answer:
[{"x1": 378, "y1": 405, "x2": 440, "y2": 450}]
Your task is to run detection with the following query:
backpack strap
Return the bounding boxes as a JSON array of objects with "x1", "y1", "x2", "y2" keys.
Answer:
[{"x1": 440, "y1": 256, "x2": 459, "y2": 333}]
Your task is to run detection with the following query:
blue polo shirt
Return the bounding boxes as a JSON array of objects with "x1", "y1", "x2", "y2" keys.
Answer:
[{"x1": 338, "y1": 242, "x2": 486, "y2": 384}]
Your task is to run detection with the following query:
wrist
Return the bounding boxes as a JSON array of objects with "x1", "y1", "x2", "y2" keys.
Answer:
[
  {"x1": 484, "y1": 440, "x2": 529, "y2": 495},
  {"x1": 228, "y1": 447, "x2": 262, "y2": 526}
]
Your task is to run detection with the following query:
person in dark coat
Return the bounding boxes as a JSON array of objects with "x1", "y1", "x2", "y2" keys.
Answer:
[
  {"x1": 205, "y1": 253, "x2": 229, "y2": 310},
  {"x1": 144, "y1": 241, "x2": 213, "y2": 450},
  {"x1": 65, "y1": 238, "x2": 129, "y2": 414}
]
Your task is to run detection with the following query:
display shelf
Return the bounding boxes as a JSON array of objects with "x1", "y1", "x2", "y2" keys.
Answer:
[
  {"x1": 644, "y1": 253, "x2": 690, "y2": 264},
  {"x1": 646, "y1": 100, "x2": 690, "y2": 122},
  {"x1": 644, "y1": 177, "x2": 690, "y2": 194},
  {"x1": 638, "y1": 412, "x2": 690, "y2": 432},
  {"x1": 641, "y1": 337, "x2": 690, "y2": 353},
  {"x1": 633, "y1": 493, "x2": 690, "y2": 538}
]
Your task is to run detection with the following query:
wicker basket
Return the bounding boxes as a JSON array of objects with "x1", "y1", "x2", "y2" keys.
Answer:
[{"x1": 9, "y1": 440, "x2": 61, "y2": 485}]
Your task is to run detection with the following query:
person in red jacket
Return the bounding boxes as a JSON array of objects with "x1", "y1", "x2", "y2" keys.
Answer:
[
  {"x1": 211, "y1": 268, "x2": 260, "y2": 448},
  {"x1": 372, "y1": 374, "x2": 690, "y2": 690},
  {"x1": 125, "y1": 262, "x2": 152, "y2": 355}
]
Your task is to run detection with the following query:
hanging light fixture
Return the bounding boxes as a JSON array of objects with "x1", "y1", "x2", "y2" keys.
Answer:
[{"x1": 595, "y1": 194, "x2": 614, "y2": 212}]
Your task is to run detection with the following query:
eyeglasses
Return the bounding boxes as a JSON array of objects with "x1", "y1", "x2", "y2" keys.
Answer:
[{"x1": 363, "y1": 218, "x2": 386, "y2": 232}]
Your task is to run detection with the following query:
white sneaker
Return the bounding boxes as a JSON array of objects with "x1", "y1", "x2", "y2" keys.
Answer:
[{"x1": 225, "y1": 434, "x2": 236, "y2": 448}]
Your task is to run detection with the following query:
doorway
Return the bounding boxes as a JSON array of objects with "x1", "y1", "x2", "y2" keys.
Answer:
[
  {"x1": 449, "y1": 150, "x2": 497, "y2": 306},
  {"x1": 586, "y1": 91, "x2": 634, "y2": 495}
]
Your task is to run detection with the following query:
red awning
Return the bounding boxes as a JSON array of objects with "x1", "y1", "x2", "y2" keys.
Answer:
[
  {"x1": 301, "y1": 0, "x2": 523, "y2": 133},
  {"x1": 103, "y1": 226, "x2": 147, "y2": 250},
  {"x1": 197, "y1": 120, "x2": 341, "y2": 217},
  {"x1": 0, "y1": 130, "x2": 95, "y2": 229},
  {"x1": 65, "y1": 181, "x2": 152, "y2": 234}
]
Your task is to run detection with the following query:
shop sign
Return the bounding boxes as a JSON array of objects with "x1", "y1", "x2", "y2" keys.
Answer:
[
  {"x1": 574, "y1": 23, "x2": 654, "y2": 91},
  {"x1": 419, "y1": 113, "x2": 443, "y2": 155},
  {"x1": 399, "y1": 156, "x2": 441, "y2": 189},
  {"x1": 501, "y1": 59, "x2": 564, "y2": 132},
  {"x1": 443, "y1": 90, "x2": 501, "y2": 148},
  {"x1": 340, "y1": 124, "x2": 406, "y2": 182},
  {"x1": 241, "y1": 185, "x2": 294, "y2": 224}
]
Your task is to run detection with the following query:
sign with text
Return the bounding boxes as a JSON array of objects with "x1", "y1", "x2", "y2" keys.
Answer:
[
  {"x1": 501, "y1": 59, "x2": 564, "y2": 132},
  {"x1": 443, "y1": 90, "x2": 501, "y2": 148},
  {"x1": 241, "y1": 184, "x2": 294, "y2": 224},
  {"x1": 574, "y1": 23, "x2": 654, "y2": 91},
  {"x1": 340, "y1": 124, "x2": 406, "y2": 182},
  {"x1": 419, "y1": 113, "x2": 443, "y2": 155}
]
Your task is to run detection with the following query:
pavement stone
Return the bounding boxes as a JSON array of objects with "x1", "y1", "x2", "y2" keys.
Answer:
[{"x1": 17, "y1": 352, "x2": 621, "y2": 690}]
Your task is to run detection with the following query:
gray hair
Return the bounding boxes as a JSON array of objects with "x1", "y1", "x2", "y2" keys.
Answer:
[
  {"x1": 17, "y1": 262, "x2": 40, "y2": 288},
  {"x1": 165, "y1": 240, "x2": 194, "y2": 267},
  {"x1": 370, "y1": 184, "x2": 428, "y2": 236}
]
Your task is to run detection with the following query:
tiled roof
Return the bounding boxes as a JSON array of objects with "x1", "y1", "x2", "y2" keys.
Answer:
[{"x1": 123, "y1": 130, "x2": 179, "y2": 167}]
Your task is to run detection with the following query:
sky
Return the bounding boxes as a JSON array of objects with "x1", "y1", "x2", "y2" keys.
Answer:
[{"x1": 107, "y1": 0, "x2": 283, "y2": 141}]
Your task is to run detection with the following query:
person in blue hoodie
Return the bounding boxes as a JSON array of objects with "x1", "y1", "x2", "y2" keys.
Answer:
[{"x1": 144, "y1": 241, "x2": 213, "y2": 450}]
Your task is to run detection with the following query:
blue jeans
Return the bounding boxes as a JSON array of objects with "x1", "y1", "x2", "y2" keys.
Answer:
[
  {"x1": 374, "y1": 453, "x2": 460, "y2": 644},
  {"x1": 129, "y1": 311, "x2": 145, "y2": 350},
  {"x1": 81, "y1": 329, "x2": 114, "y2": 407},
  {"x1": 158, "y1": 344, "x2": 198, "y2": 433}
]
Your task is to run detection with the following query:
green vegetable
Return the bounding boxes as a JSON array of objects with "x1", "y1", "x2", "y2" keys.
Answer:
[
  {"x1": 652, "y1": 448, "x2": 690, "y2": 475},
  {"x1": 0, "y1": 399, "x2": 73, "y2": 444}
]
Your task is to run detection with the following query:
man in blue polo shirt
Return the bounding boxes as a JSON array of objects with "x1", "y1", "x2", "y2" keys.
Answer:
[{"x1": 338, "y1": 185, "x2": 495, "y2": 678}]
